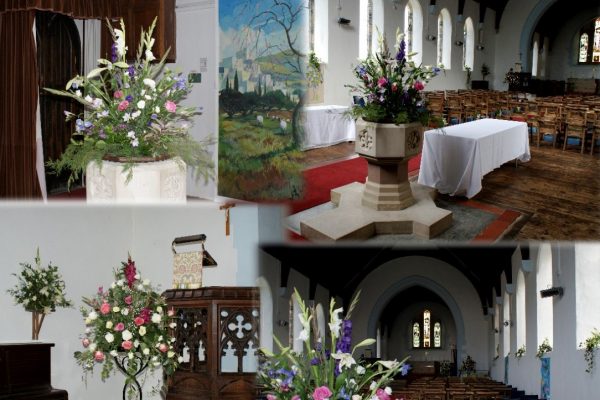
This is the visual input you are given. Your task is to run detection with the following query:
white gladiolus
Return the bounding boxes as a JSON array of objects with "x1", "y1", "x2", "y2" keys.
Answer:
[
  {"x1": 144, "y1": 79, "x2": 156, "y2": 89},
  {"x1": 369, "y1": 381, "x2": 377, "y2": 390},
  {"x1": 298, "y1": 329, "x2": 309, "y2": 341},
  {"x1": 145, "y1": 49, "x2": 156, "y2": 62},
  {"x1": 122, "y1": 330, "x2": 133, "y2": 341},
  {"x1": 356, "y1": 365, "x2": 366, "y2": 375},
  {"x1": 328, "y1": 307, "x2": 344, "y2": 337},
  {"x1": 137, "y1": 100, "x2": 145, "y2": 109},
  {"x1": 384, "y1": 387, "x2": 392, "y2": 395},
  {"x1": 114, "y1": 29, "x2": 127, "y2": 57}
]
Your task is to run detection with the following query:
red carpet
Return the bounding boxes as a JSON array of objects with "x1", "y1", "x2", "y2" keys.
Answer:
[{"x1": 290, "y1": 154, "x2": 422, "y2": 214}]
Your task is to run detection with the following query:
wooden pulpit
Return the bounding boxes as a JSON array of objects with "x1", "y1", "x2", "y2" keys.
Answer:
[
  {"x1": 0, "y1": 342, "x2": 68, "y2": 399},
  {"x1": 163, "y1": 287, "x2": 260, "y2": 400}
]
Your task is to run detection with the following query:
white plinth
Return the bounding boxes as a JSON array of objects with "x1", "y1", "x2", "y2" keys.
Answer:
[
  {"x1": 86, "y1": 158, "x2": 186, "y2": 203},
  {"x1": 299, "y1": 181, "x2": 453, "y2": 241}
]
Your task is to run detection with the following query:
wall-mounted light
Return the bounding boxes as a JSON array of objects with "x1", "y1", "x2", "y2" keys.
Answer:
[
  {"x1": 337, "y1": 17, "x2": 351, "y2": 25},
  {"x1": 426, "y1": 34, "x2": 437, "y2": 41},
  {"x1": 540, "y1": 287, "x2": 564, "y2": 298},
  {"x1": 503, "y1": 320, "x2": 513, "y2": 327},
  {"x1": 455, "y1": 40, "x2": 464, "y2": 46},
  {"x1": 477, "y1": 45, "x2": 485, "y2": 51}
]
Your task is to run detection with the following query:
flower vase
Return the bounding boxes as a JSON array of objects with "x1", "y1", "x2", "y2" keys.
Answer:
[
  {"x1": 31, "y1": 310, "x2": 45, "y2": 340},
  {"x1": 113, "y1": 353, "x2": 149, "y2": 400},
  {"x1": 86, "y1": 156, "x2": 187, "y2": 203},
  {"x1": 354, "y1": 119, "x2": 424, "y2": 210}
]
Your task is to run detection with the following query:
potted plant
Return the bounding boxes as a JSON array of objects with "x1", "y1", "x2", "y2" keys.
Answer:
[
  {"x1": 306, "y1": 51, "x2": 324, "y2": 89},
  {"x1": 346, "y1": 28, "x2": 440, "y2": 210},
  {"x1": 7, "y1": 248, "x2": 73, "y2": 340},
  {"x1": 258, "y1": 289, "x2": 411, "y2": 399},
  {"x1": 536, "y1": 338, "x2": 552, "y2": 359},
  {"x1": 459, "y1": 355, "x2": 476, "y2": 377},
  {"x1": 481, "y1": 63, "x2": 490, "y2": 81},
  {"x1": 580, "y1": 329, "x2": 600, "y2": 373},
  {"x1": 45, "y1": 18, "x2": 213, "y2": 203},
  {"x1": 74, "y1": 256, "x2": 179, "y2": 400},
  {"x1": 515, "y1": 345, "x2": 526, "y2": 360}
]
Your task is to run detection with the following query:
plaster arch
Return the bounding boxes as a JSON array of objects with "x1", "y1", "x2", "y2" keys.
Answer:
[{"x1": 518, "y1": 0, "x2": 559, "y2": 71}]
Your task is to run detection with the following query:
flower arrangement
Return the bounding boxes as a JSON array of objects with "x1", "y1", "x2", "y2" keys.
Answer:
[
  {"x1": 515, "y1": 345, "x2": 526, "y2": 360},
  {"x1": 440, "y1": 360, "x2": 452, "y2": 377},
  {"x1": 459, "y1": 355, "x2": 476, "y2": 376},
  {"x1": 307, "y1": 52, "x2": 324, "y2": 88},
  {"x1": 347, "y1": 28, "x2": 441, "y2": 125},
  {"x1": 580, "y1": 329, "x2": 600, "y2": 373},
  {"x1": 74, "y1": 256, "x2": 179, "y2": 399},
  {"x1": 258, "y1": 289, "x2": 410, "y2": 400},
  {"x1": 536, "y1": 338, "x2": 552, "y2": 359},
  {"x1": 45, "y1": 18, "x2": 213, "y2": 186},
  {"x1": 7, "y1": 248, "x2": 72, "y2": 340}
]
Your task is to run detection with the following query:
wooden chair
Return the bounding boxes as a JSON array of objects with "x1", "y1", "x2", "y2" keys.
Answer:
[
  {"x1": 446, "y1": 94, "x2": 463, "y2": 124},
  {"x1": 426, "y1": 93, "x2": 446, "y2": 125},
  {"x1": 563, "y1": 106, "x2": 588, "y2": 153},
  {"x1": 537, "y1": 103, "x2": 561, "y2": 147},
  {"x1": 393, "y1": 390, "x2": 421, "y2": 400},
  {"x1": 589, "y1": 110, "x2": 600, "y2": 155},
  {"x1": 472, "y1": 391, "x2": 503, "y2": 400},
  {"x1": 449, "y1": 391, "x2": 474, "y2": 400}
]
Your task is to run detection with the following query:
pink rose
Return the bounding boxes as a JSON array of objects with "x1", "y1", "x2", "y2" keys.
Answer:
[
  {"x1": 124, "y1": 296, "x2": 133, "y2": 305},
  {"x1": 377, "y1": 77, "x2": 388, "y2": 88},
  {"x1": 312, "y1": 386, "x2": 332, "y2": 400},
  {"x1": 266, "y1": 395, "x2": 277, "y2": 400},
  {"x1": 413, "y1": 80, "x2": 425, "y2": 91},
  {"x1": 115, "y1": 322, "x2": 125, "y2": 332},
  {"x1": 118, "y1": 100, "x2": 129, "y2": 111},
  {"x1": 376, "y1": 388, "x2": 391, "y2": 400},
  {"x1": 165, "y1": 100, "x2": 177, "y2": 113},
  {"x1": 121, "y1": 340, "x2": 133, "y2": 350},
  {"x1": 158, "y1": 343, "x2": 169, "y2": 353},
  {"x1": 100, "y1": 302, "x2": 111, "y2": 315},
  {"x1": 82, "y1": 338, "x2": 90, "y2": 348},
  {"x1": 114, "y1": 90, "x2": 123, "y2": 99},
  {"x1": 291, "y1": 396, "x2": 300, "y2": 400},
  {"x1": 167, "y1": 308, "x2": 175, "y2": 317},
  {"x1": 134, "y1": 317, "x2": 145, "y2": 326},
  {"x1": 94, "y1": 350, "x2": 105, "y2": 362}
]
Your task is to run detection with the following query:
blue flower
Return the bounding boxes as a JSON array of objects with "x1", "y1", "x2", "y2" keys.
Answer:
[
  {"x1": 151, "y1": 113, "x2": 158, "y2": 120},
  {"x1": 396, "y1": 39, "x2": 406, "y2": 62},
  {"x1": 175, "y1": 76, "x2": 187, "y2": 90},
  {"x1": 400, "y1": 363, "x2": 412, "y2": 376},
  {"x1": 111, "y1": 43, "x2": 117, "y2": 62},
  {"x1": 126, "y1": 95, "x2": 134, "y2": 102},
  {"x1": 128, "y1": 65, "x2": 135, "y2": 78},
  {"x1": 75, "y1": 119, "x2": 85, "y2": 132},
  {"x1": 310, "y1": 357, "x2": 321, "y2": 366}
]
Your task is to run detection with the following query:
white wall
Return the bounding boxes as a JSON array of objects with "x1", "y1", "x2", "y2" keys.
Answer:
[{"x1": 0, "y1": 203, "x2": 272, "y2": 400}]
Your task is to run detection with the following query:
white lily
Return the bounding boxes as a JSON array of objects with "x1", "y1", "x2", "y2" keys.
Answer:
[{"x1": 331, "y1": 351, "x2": 356, "y2": 370}]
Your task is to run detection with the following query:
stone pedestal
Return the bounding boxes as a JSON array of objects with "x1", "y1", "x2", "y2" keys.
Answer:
[
  {"x1": 362, "y1": 157, "x2": 415, "y2": 210},
  {"x1": 86, "y1": 157, "x2": 186, "y2": 203}
]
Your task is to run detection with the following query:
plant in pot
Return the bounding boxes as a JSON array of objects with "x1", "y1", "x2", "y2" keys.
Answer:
[
  {"x1": 346, "y1": 28, "x2": 441, "y2": 210},
  {"x1": 580, "y1": 329, "x2": 600, "y2": 373},
  {"x1": 74, "y1": 256, "x2": 179, "y2": 400},
  {"x1": 481, "y1": 63, "x2": 490, "y2": 81},
  {"x1": 7, "y1": 248, "x2": 73, "y2": 340},
  {"x1": 45, "y1": 18, "x2": 213, "y2": 202},
  {"x1": 536, "y1": 338, "x2": 552, "y2": 359}
]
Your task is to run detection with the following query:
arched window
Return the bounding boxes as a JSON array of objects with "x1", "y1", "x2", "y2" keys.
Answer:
[
  {"x1": 516, "y1": 270, "x2": 527, "y2": 350},
  {"x1": 579, "y1": 33, "x2": 589, "y2": 63},
  {"x1": 359, "y1": 0, "x2": 373, "y2": 59},
  {"x1": 309, "y1": 0, "x2": 329, "y2": 63},
  {"x1": 404, "y1": 0, "x2": 423, "y2": 65},
  {"x1": 537, "y1": 243, "x2": 553, "y2": 348},
  {"x1": 593, "y1": 17, "x2": 600, "y2": 62},
  {"x1": 575, "y1": 243, "x2": 600, "y2": 347},
  {"x1": 437, "y1": 8, "x2": 452, "y2": 69},
  {"x1": 577, "y1": 17, "x2": 600, "y2": 64},
  {"x1": 532, "y1": 33, "x2": 540, "y2": 77},
  {"x1": 412, "y1": 309, "x2": 442, "y2": 349},
  {"x1": 315, "y1": 303, "x2": 326, "y2": 343},
  {"x1": 463, "y1": 17, "x2": 474, "y2": 70}
]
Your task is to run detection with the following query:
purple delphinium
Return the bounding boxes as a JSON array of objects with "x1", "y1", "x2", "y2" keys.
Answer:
[
  {"x1": 98, "y1": 129, "x2": 107, "y2": 139},
  {"x1": 128, "y1": 65, "x2": 135, "y2": 78},
  {"x1": 150, "y1": 113, "x2": 158, "y2": 120},
  {"x1": 126, "y1": 95, "x2": 134, "y2": 102},
  {"x1": 334, "y1": 319, "x2": 353, "y2": 376},
  {"x1": 174, "y1": 76, "x2": 187, "y2": 90},
  {"x1": 310, "y1": 357, "x2": 321, "y2": 366},
  {"x1": 111, "y1": 43, "x2": 117, "y2": 62},
  {"x1": 396, "y1": 39, "x2": 406, "y2": 62},
  {"x1": 400, "y1": 363, "x2": 412, "y2": 376}
]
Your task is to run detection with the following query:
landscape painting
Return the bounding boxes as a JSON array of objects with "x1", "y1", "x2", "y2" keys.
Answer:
[{"x1": 219, "y1": 0, "x2": 307, "y2": 200}]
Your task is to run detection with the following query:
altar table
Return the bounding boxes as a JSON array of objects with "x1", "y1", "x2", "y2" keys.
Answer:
[
  {"x1": 302, "y1": 105, "x2": 356, "y2": 150},
  {"x1": 418, "y1": 119, "x2": 530, "y2": 198}
]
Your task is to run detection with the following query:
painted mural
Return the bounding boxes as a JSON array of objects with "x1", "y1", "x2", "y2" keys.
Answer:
[
  {"x1": 219, "y1": 0, "x2": 307, "y2": 200},
  {"x1": 541, "y1": 357, "x2": 551, "y2": 399}
]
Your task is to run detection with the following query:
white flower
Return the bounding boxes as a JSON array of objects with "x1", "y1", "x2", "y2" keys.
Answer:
[
  {"x1": 137, "y1": 100, "x2": 145, "y2": 109},
  {"x1": 131, "y1": 138, "x2": 139, "y2": 147},
  {"x1": 121, "y1": 308, "x2": 129, "y2": 316},
  {"x1": 88, "y1": 311, "x2": 98, "y2": 321},
  {"x1": 348, "y1": 379, "x2": 357, "y2": 387},
  {"x1": 331, "y1": 352, "x2": 356, "y2": 370},
  {"x1": 152, "y1": 313, "x2": 162, "y2": 324},
  {"x1": 134, "y1": 340, "x2": 140, "y2": 348},
  {"x1": 143, "y1": 348, "x2": 150, "y2": 355},
  {"x1": 128, "y1": 352, "x2": 134, "y2": 360},
  {"x1": 167, "y1": 351, "x2": 175, "y2": 358},
  {"x1": 89, "y1": 343, "x2": 97, "y2": 352},
  {"x1": 384, "y1": 387, "x2": 392, "y2": 395},
  {"x1": 112, "y1": 306, "x2": 120, "y2": 313},
  {"x1": 127, "y1": 131, "x2": 136, "y2": 138},
  {"x1": 157, "y1": 306, "x2": 163, "y2": 313},
  {"x1": 143, "y1": 279, "x2": 150, "y2": 286},
  {"x1": 352, "y1": 396, "x2": 362, "y2": 400},
  {"x1": 122, "y1": 330, "x2": 133, "y2": 341},
  {"x1": 43, "y1": 306, "x2": 51, "y2": 315},
  {"x1": 356, "y1": 365, "x2": 366, "y2": 375},
  {"x1": 75, "y1": 90, "x2": 82, "y2": 97},
  {"x1": 144, "y1": 78, "x2": 156, "y2": 90},
  {"x1": 32, "y1": 295, "x2": 37, "y2": 301},
  {"x1": 85, "y1": 327, "x2": 91, "y2": 334},
  {"x1": 169, "y1": 322, "x2": 177, "y2": 329},
  {"x1": 369, "y1": 381, "x2": 377, "y2": 390},
  {"x1": 378, "y1": 360, "x2": 400, "y2": 370},
  {"x1": 93, "y1": 98, "x2": 103, "y2": 109},
  {"x1": 178, "y1": 356, "x2": 184, "y2": 363},
  {"x1": 145, "y1": 49, "x2": 156, "y2": 62},
  {"x1": 140, "y1": 90, "x2": 146, "y2": 96},
  {"x1": 84, "y1": 95, "x2": 94, "y2": 103},
  {"x1": 155, "y1": 106, "x2": 160, "y2": 113},
  {"x1": 328, "y1": 307, "x2": 344, "y2": 337},
  {"x1": 117, "y1": 280, "x2": 124, "y2": 287},
  {"x1": 114, "y1": 29, "x2": 128, "y2": 57},
  {"x1": 139, "y1": 326, "x2": 147, "y2": 336},
  {"x1": 111, "y1": 282, "x2": 116, "y2": 289},
  {"x1": 123, "y1": 113, "x2": 131, "y2": 122},
  {"x1": 298, "y1": 329, "x2": 309, "y2": 341},
  {"x1": 145, "y1": 95, "x2": 152, "y2": 100},
  {"x1": 110, "y1": 350, "x2": 118, "y2": 357},
  {"x1": 106, "y1": 321, "x2": 113, "y2": 329},
  {"x1": 105, "y1": 333, "x2": 114, "y2": 343},
  {"x1": 131, "y1": 110, "x2": 141, "y2": 119}
]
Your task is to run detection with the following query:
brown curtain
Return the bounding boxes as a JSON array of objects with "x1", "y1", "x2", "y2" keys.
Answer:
[
  {"x1": 0, "y1": 0, "x2": 125, "y2": 198},
  {"x1": 0, "y1": 11, "x2": 41, "y2": 198}
]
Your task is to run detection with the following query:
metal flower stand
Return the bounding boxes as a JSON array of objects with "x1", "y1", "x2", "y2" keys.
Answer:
[{"x1": 114, "y1": 353, "x2": 149, "y2": 400}]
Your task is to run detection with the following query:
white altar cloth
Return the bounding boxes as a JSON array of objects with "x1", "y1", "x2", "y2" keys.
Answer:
[
  {"x1": 302, "y1": 105, "x2": 355, "y2": 150},
  {"x1": 418, "y1": 118, "x2": 530, "y2": 198}
]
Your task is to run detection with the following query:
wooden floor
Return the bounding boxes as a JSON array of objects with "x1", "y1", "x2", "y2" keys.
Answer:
[{"x1": 302, "y1": 141, "x2": 600, "y2": 241}]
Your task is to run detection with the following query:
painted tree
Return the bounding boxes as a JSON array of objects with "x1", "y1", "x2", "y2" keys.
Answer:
[{"x1": 234, "y1": 70, "x2": 239, "y2": 92}]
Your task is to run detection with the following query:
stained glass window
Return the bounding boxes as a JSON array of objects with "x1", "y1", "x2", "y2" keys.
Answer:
[
  {"x1": 437, "y1": 15, "x2": 443, "y2": 67},
  {"x1": 580, "y1": 33, "x2": 589, "y2": 63},
  {"x1": 434, "y1": 322, "x2": 441, "y2": 348},
  {"x1": 405, "y1": 4, "x2": 413, "y2": 54},
  {"x1": 423, "y1": 309, "x2": 431, "y2": 348},
  {"x1": 593, "y1": 18, "x2": 600, "y2": 63},
  {"x1": 413, "y1": 322, "x2": 420, "y2": 348}
]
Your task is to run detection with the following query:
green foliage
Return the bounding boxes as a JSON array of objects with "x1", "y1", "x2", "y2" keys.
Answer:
[
  {"x1": 44, "y1": 18, "x2": 214, "y2": 187},
  {"x1": 306, "y1": 52, "x2": 323, "y2": 87},
  {"x1": 346, "y1": 28, "x2": 441, "y2": 125},
  {"x1": 515, "y1": 345, "x2": 526, "y2": 359},
  {"x1": 459, "y1": 355, "x2": 476, "y2": 376},
  {"x1": 536, "y1": 338, "x2": 553, "y2": 359},
  {"x1": 580, "y1": 329, "x2": 600, "y2": 373},
  {"x1": 440, "y1": 360, "x2": 452, "y2": 377},
  {"x1": 7, "y1": 248, "x2": 73, "y2": 314}
]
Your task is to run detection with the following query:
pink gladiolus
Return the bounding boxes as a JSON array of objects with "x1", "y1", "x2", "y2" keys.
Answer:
[
  {"x1": 118, "y1": 100, "x2": 129, "y2": 111},
  {"x1": 114, "y1": 90, "x2": 123, "y2": 99},
  {"x1": 159, "y1": 343, "x2": 169, "y2": 353},
  {"x1": 94, "y1": 350, "x2": 105, "y2": 362},
  {"x1": 167, "y1": 308, "x2": 175, "y2": 317},
  {"x1": 291, "y1": 396, "x2": 300, "y2": 400},
  {"x1": 134, "y1": 317, "x2": 145, "y2": 326},
  {"x1": 414, "y1": 81, "x2": 425, "y2": 91},
  {"x1": 377, "y1": 77, "x2": 388, "y2": 88},
  {"x1": 100, "y1": 302, "x2": 111, "y2": 315},
  {"x1": 115, "y1": 322, "x2": 125, "y2": 332},
  {"x1": 122, "y1": 340, "x2": 133, "y2": 350},
  {"x1": 266, "y1": 395, "x2": 277, "y2": 400},
  {"x1": 124, "y1": 295, "x2": 133, "y2": 305},
  {"x1": 312, "y1": 386, "x2": 333, "y2": 400},
  {"x1": 82, "y1": 338, "x2": 90, "y2": 348},
  {"x1": 376, "y1": 388, "x2": 391, "y2": 400},
  {"x1": 165, "y1": 100, "x2": 177, "y2": 113},
  {"x1": 124, "y1": 258, "x2": 136, "y2": 288}
]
